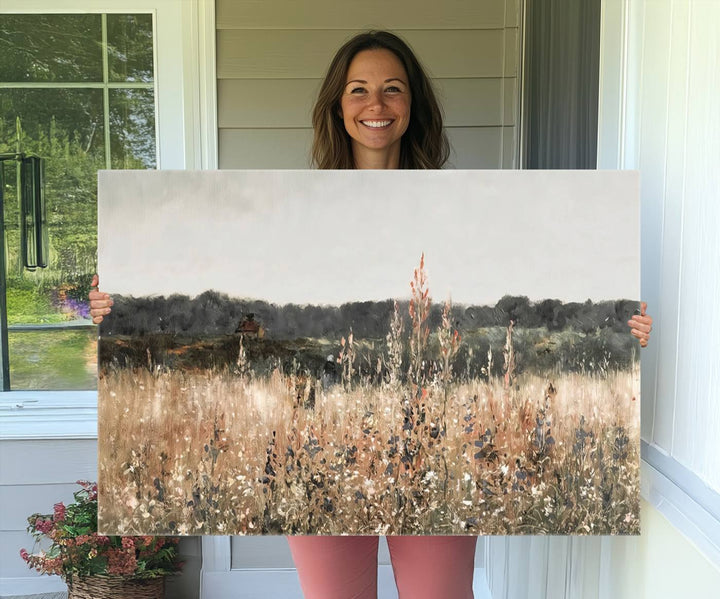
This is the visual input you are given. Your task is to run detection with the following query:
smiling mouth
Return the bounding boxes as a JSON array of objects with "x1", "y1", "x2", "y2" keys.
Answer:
[{"x1": 360, "y1": 120, "x2": 393, "y2": 129}]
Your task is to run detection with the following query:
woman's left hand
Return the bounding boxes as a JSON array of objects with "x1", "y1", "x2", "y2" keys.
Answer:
[{"x1": 628, "y1": 301, "x2": 653, "y2": 348}]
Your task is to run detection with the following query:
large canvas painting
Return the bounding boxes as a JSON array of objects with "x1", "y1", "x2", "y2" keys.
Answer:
[{"x1": 97, "y1": 170, "x2": 640, "y2": 536}]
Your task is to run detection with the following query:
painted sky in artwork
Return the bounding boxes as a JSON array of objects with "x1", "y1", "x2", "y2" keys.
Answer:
[{"x1": 99, "y1": 170, "x2": 639, "y2": 305}]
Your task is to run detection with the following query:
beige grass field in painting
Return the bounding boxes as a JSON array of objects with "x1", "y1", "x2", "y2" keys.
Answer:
[{"x1": 98, "y1": 350, "x2": 639, "y2": 536}]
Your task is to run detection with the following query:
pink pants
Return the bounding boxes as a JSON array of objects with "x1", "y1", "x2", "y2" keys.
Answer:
[{"x1": 287, "y1": 536, "x2": 477, "y2": 599}]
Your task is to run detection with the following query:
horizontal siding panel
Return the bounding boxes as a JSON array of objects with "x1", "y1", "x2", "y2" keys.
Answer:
[
  {"x1": 219, "y1": 128, "x2": 313, "y2": 168},
  {"x1": 217, "y1": 0, "x2": 508, "y2": 30},
  {"x1": 219, "y1": 78, "x2": 512, "y2": 128},
  {"x1": 218, "y1": 79, "x2": 319, "y2": 128},
  {"x1": 217, "y1": 29, "x2": 506, "y2": 79},
  {"x1": 1, "y1": 531, "x2": 45, "y2": 578},
  {"x1": 438, "y1": 79, "x2": 507, "y2": 126},
  {"x1": 0, "y1": 440, "x2": 97, "y2": 485},
  {"x1": 505, "y1": 0, "x2": 521, "y2": 28},
  {"x1": 0, "y1": 483, "x2": 80, "y2": 531},
  {"x1": 219, "y1": 127, "x2": 510, "y2": 169},
  {"x1": 446, "y1": 126, "x2": 504, "y2": 168}
]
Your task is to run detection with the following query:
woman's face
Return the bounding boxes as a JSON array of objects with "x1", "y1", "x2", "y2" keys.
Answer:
[{"x1": 340, "y1": 49, "x2": 411, "y2": 166}]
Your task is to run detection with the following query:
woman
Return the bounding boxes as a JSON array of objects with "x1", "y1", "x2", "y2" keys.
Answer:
[{"x1": 90, "y1": 31, "x2": 653, "y2": 599}]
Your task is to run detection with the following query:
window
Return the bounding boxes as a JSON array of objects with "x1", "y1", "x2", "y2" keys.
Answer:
[
  {"x1": 0, "y1": 0, "x2": 214, "y2": 440},
  {"x1": 0, "y1": 13, "x2": 156, "y2": 390}
]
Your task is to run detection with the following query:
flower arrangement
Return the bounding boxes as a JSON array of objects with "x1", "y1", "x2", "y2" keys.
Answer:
[{"x1": 20, "y1": 481, "x2": 182, "y2": 585}]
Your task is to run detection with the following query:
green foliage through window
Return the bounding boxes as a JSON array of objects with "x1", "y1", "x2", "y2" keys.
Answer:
[{"x1": 0, "y1": 12, "x2": 156, "y2": 390}]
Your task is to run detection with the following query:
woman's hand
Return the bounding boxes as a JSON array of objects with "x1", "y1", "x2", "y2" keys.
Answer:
[
  {"x1": 88, "y1": 274, "x2": 113, "y2": 324},
  {"x1": 628, "y1": 301, "x2": 653, "y2": 348}
]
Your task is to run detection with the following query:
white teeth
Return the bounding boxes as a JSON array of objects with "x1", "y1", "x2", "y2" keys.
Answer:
[{"x1": 362, "y1": 120, "x2": 392, "y2": 128}]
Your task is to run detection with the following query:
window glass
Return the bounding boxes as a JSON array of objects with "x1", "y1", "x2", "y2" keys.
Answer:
[
  {"x1": 0, "y1": 13, "x2": 155, "y2": 391},
  {"x1": 0, "y1": 14, "x2": 103, "y2": 82},
  {"x1": 107, "y1": 14, "x2": 154, "y2": 83},
  {"x1": 8, "y1": 329, "x2": 97, "y2": 390},
  {"x1": 109, "y1": 89, "x2": 156, "y2": 169}
]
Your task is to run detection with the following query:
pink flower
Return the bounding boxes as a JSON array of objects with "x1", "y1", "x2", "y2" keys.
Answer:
[
  {"x1": 121, "y1": 537, "x2": 135, "y2": 550},
  {"x1": 34, "y1": 518, "x2": 54, "y2": 534},
  {"x1": 19, "y1": 548, "x2": 29, "y2": 562},
  {"x1": 107, "y1": 548, "x2": 137, "y2": 576},
  {"x1": 53, "y1": 502, "x2": 66, "y2": 522}
]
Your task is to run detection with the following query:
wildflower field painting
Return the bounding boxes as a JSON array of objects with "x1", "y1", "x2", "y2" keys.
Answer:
[{"x1": 97, "y1": 170, "x2": 640, "y2": 536}]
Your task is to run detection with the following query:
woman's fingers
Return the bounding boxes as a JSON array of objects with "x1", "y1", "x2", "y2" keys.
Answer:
[
  {"x1": 88, "y1": 274, "x2": 113, "y2": 324},
  {"x1": 627, "y1": 302, "x2": 653, "y2": 348},
  {"x1": 630, "y1": 327, "x2": 649, "y2": 347},
  {"x1": 628, "y1": 315, "x2": 652, "y2": 334}
]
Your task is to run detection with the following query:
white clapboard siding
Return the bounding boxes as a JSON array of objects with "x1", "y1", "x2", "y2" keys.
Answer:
[
  {"x1": 0, "y1": 440, "x2": 97, "y2": 486},
  {"x1": 219, "y1": 128, "x2": 313, "y2": 169},
  {"x1": 216, "y1": 0, "x2": 518, "y2": 30},
  {"x1": 219, "y1": 78, "x2": 517, "y2": 128},
  {"x1": 0, "y1": 483, "x2": 84, "y2": 531},
  {"x1": 218, "y1": 126, "x2": 510, "y2": 169},
  {"x1": 218, "y1": 29, "x2": 513, "y2": 80},
  {"x1": 0, "y1": 440, "x2": 97, "y2": 581}
]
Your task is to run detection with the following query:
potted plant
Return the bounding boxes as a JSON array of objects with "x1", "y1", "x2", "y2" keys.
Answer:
[{"x1": 20, "y1": 480, "x2": 182, "y2": 599}]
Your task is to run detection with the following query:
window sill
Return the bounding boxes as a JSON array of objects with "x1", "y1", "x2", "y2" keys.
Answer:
[{"x1": 0, "y1": 391, "x2": 97, "y2": 440}]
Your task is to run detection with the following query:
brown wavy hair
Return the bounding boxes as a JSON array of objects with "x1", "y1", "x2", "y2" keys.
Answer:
[{"x1": 311, "y1": 31, "x2": 449, "y2": 169}]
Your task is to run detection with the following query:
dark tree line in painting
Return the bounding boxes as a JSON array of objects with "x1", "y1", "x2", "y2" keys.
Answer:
[
  {"x1": 102, "y1": 291, "x2": 637, "y2": 338},
  {"x1": 99, "y1": 292, "x2": 639, "y2": 379}
]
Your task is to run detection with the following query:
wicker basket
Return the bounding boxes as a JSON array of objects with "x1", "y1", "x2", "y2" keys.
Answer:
[{"x1": 67, "y1": 575, "x2": 165, "y2": 599}]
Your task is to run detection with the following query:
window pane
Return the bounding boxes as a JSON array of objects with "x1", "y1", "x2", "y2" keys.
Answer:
[
  {"x1": 1, "y1": 88, "x2": 104, "y2": 285},
  {"x1": 107, "y1": 14, "x2": 154, "y2": 83},
  {"x1": 110, "y1": 89, "x2": 156, "y2": 169},
  {"x1": 0, "y1": 13, "x2": 157, "y2": 391},
  {"x1": 2, "y1": 89, "x2": 102, "y2": 391},
  {"x1": 8, "y1": 329, "x2": 97, "y2": 390},
  {"x1": 0, "y1": 88, "x2": 106, "y2": 160},
  {"x1": 0, "y1": 14, "x2": 102, "y2": 82}
]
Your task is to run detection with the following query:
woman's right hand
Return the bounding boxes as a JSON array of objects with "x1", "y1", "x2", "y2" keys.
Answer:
[{"x1": 89, "y1": 274, "x2": 113, "y2": 324}]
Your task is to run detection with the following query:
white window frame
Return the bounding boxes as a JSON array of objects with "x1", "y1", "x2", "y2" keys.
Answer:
[
  {"x1": 597, "y1": 0, "x2": 720, "y2": 568},
  {"x1": 0, "y1": 0, "x2": 217, "y2": 440}
]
